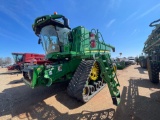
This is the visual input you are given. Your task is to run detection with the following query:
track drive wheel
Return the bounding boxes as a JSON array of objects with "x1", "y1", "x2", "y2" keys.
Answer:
[
  {"x1": 89, "y1": 62, "x2": 99, "y2": 81},
  {"x1": 67, "y1": 60, "x2": 103, "y2": 102},
  {"x1": 112, "y1": 63, "x2": 117, "y2": 78},
  {"x1": 147, "y1": 59, "x2": 159, "y2": 83}
]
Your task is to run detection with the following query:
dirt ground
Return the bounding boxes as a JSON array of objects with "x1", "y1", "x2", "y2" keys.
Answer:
[{"x1": 0, "y1": 65, "x2": 160, "y2": 120}]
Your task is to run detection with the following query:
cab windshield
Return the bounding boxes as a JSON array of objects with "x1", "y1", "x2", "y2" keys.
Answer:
[
  {"x1": 12, "y1": 54, "x2": 23, "y2": 63},
  {"x1": 40, "y1": 25, "x2": 70, "y2": 54}
]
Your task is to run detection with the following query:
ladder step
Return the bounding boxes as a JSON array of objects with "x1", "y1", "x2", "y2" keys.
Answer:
[
  {"x1": 116, "y1": 83, "x2": 120, "y2": 87},
  {"x1": 112, "y1": 91, "x2": 120, "y2": 105},
  {"x1": 112, "y1": 96, "x2": 120, "y2": 106},
  {"x1": 105, "y1": 67, "x2": 109, "y2": 70},
  {"x1": 100, "y1": 55, "x2": 121, "y2": 106},
  {"x1": 103, "y1": 60, "x2": 107, "y2": 62}
]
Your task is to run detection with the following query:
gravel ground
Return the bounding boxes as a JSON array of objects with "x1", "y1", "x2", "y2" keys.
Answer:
[{"x1": 0, "y1": 65, "x2": 160, "y2": 120}]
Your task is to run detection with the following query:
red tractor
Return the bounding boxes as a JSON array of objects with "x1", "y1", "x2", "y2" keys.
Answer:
[{"x1": 7, "y1": 53, "x2": 45, "y2": 71}]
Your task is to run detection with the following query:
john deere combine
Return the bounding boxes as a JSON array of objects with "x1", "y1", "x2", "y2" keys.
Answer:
[
  {"x1": 143, "y1": 19, "x2": 160, "y2": 83},
  {"x1": 23, "y1": 12, "x2": 120, "y2": 105}
]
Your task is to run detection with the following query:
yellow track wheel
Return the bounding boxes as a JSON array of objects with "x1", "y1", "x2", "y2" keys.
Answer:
[
  {"x1": 113, "y1": 63, "x2": 117, "y2": 73},
  {"x1": 112, "y1": 63, "x2": 117, "y2": 78},
  {"x1": 89, "y1": 62, "x2": 99, "y2": 81}
]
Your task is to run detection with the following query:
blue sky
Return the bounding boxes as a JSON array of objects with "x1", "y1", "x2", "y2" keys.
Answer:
[{"x1": 0, "y1": 0, "x2": 160, "y2": 58}]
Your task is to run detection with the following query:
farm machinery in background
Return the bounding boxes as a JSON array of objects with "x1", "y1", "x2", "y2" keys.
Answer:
[
  {"x1": 112, "y1": 57, "x2": 135, "y2": 70},
  {"x1": 22, "y1": 12, "x2": 120, "y2": 105},
  {"x1": 112, "y1": 58, "x2": 126, "y2": 69},
  {"x1": 7, "y1": 53, "x2": 45, "y2": 71},
  {"x1": 139, "y1": 54, "x2": 147, "y2": 68},
  {"x1": 143, "y1": 18, "x2": 160, "y2": 83}
]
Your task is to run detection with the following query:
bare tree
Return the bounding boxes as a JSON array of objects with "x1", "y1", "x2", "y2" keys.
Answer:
[
  {"x1": 4, "y1": 57, "x2": 12, "y2": 65},
  {"x1": 0, "y1": 57, "x2": 12, "y2": 66},
  {"x1": 0, "y1": 58, "x2": 3, "y2": 66}
]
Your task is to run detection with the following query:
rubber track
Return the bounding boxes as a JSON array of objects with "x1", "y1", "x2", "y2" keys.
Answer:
[{"x1": 67, "y1": 60, "x2": 106, "y2": 102}]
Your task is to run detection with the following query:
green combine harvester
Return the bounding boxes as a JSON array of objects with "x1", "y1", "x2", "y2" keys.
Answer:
[
  {"x1": 143, "y1": 18, "x2": 160, "y2": 83},
  {"x1": 116, "y1": 61, "x2": 126, "y2": 69},
  {"x1": 23, "y1": 12, "x2": 120, "y2": 105}
]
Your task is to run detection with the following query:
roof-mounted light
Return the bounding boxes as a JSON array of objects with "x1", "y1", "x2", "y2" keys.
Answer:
[{"x1": 54, "y1": 12, "x2": 57, "y2": 15}]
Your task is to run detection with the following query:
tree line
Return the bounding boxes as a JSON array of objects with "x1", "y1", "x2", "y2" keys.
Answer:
[{"x1": 0, "y1": 57, "x2": 12, "y2": 66}]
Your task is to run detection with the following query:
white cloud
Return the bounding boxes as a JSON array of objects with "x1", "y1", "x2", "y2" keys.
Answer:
[
  {"x1": 109, "y1": 0, "x2": 122, "y2": 8},
  {"x1": 131, "y1": 29, "x2": 137, "y2": 36},
  {"x1": 0, "y1": 5, "x2": 31, "y2": 32},
  {"x1": 68, "y1": 0, "x2": 76, "y2": 7},
  {"x1": 138, "y1": 3, "x2": 160, "y2": 19},
  {"x1": 24, "y1": 0, "x2": 44, "y2": 15},
  {"x1": 0, "y1": 32, "x2": 20, "y2": 42},
  {"x1": 106, "y1": 19, "x2": 116, "y2": 28},
  {"x1": 103, "y1": 0, "x2": 122, "y2": 17},
  {"x1": 0, "y1": 28, "x2": 26, "y2": 42},
  {"x1": 123, "y1": 11, "x2": 138, "y2": 23},
  {"x1": 66, "y1": 0, "x2": 77, "y2": 13}
]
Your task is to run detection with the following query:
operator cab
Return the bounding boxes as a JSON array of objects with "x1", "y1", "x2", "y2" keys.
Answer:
[
  {"x1": 34, "y1": 13, "x2": 71, "y2": 55},
  {"x1": 12, "y1": 53, "x2": 23, "y2": 63},
  {"x1": 39, "y1": 25, "x2": 70, "y2": 54}
]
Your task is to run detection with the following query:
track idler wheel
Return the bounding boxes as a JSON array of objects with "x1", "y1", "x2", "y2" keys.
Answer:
[
  {"x1": 83, "y1": 86, "x2": 90, "y2": 96},
  {"x1": 89, "y1": 85, "x2": 95, "y2": 95},
  {"x1": 93, "y1": 82, "x2": 100, "y2": 91},
  {"x1": 98, "y1": 81, "x2": 103, "y2": 87}
]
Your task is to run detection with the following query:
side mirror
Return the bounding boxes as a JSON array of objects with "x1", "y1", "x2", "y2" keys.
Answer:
[
  {"x1": 112, "y1": 48, "x2": 115, "y2": 52},
  {"x1": 38, "y1": 38, "x2": 41, "y2": 44},
  {"x1": 62, "y1": 16, "x2": 70, "y2": 29}
]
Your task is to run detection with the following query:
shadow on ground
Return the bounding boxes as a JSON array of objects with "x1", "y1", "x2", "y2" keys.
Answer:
[
  {"x1": 1, "y1": 76, "x2": 160, "y2": 119},
  {"x1": 0, "y1": 71, "x2": 21, "y2": 75},
  {"x1": 8, "y1": 79, "x2": 23, "y2": 84},
  {"x1": 134, "y1": 66, "x2": 147, "y2": 74},
  {"x1": 114, "y1": 77, "x2": 160, "y2": 120},
  {"x1": 0, "y1": 80, "x2": 115, "y2": 120},
  {"x1": 22, "y1": 102, "x2": 115, "y2": 120}
]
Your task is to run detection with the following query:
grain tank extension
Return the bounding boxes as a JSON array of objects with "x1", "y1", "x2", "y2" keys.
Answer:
[{"x1": 23, "y1": 13, "x2": 120, "y2": 105}]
